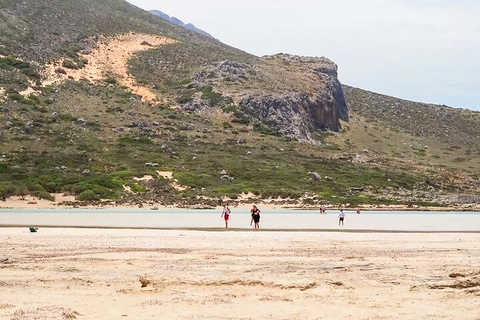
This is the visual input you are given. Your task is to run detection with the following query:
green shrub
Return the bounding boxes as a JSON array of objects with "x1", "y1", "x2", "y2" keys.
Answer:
[
  {"x1": 176, "y1": 89, "x2": 194, "y2": 104},
  {"x1": 0, "y1": 184, "x2": 17, "y2": 198},
  {"x1": 222, "y1": 122, "x2": 233, "y2": 129},
  {"x1": 15, "y1": 185, "x2": 29, "y2": 200},
  {"x1": 77, "y1": 58, "x2": 88, "y2": 68},
  {"x1": 232, "y1": 111, "x2": 251, "y2": 125},
  {"x1": 200, "y1": 86, "x2": 223, "y2": 106},
  {"x1": 223, "y1": 105, "x2": 237, "y2": 113},
  {"x1": 25, "y1": 183, "x2": 45, "y2": 193},
  {"x1": 32, "y1": 190, "x2": 55, "y2": 201},
  {"x1": 253, "y1": 124, "x2": 281, "y2": 137},
  {"x1": 175, "y1": 172, "x2": 212, "y2": 188},
  {"x1": 7, "y1": 92, "x2": 35, "y2": 105},
  {"x1": 105, "y1": 77, "x2": 117, "y2": 84},
  {"x1": 130, "y1": 183, "x2": 145, "y2": 193},
  {"x1": 60, "y1": 42, "x2": 82, "y2": 59},
  {"x1": 77, "y1": 190, "x2": 99, "y2": 201},
  {"x1": 27, "y1": 94, "x2": 41, "y2": 104},
  {"x1": 20, "y1": 68, "x2": 41, "y2": 79},
  {"x1": 62, "y1": 59, "x2": 78, "y2": 69},
  {"x1": 0, "y1": 56, "x2": 30, "y2": 70}
]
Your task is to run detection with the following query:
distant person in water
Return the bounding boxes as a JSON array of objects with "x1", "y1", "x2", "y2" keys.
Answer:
[
  {"x1": 250, "y1": 205, "x2": 261, "y2": 229},
  {"x1": 338, "y1": 209, "x2": 345, "y2": 226},
  {"x1": 356, "y1": 208, "x2": 361, "y2": 214},
  {"x1": 320, "y1": 206, "x2": 326, "y2": 214},
  {"x1": 221, "y1": 203, "x2": 231, "y2": 228}
]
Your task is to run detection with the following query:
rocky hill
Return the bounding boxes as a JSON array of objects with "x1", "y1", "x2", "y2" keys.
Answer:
[{"x1": 0, "y1": 0, "x2": 478, "y2": 208}]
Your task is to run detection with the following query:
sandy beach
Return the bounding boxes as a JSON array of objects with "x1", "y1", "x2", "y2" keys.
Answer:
[{"x1": 1, "y1": 228, "x2": 479, "y2": 319}]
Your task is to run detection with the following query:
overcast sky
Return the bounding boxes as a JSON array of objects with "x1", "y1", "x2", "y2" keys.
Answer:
[{"x1": 126, "y1": 0, "x2": 480, "y2": 111}]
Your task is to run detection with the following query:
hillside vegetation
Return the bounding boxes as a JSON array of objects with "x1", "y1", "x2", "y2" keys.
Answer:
[{"x1": 0, "y1": 0, "x2": 478, "y2": 208}]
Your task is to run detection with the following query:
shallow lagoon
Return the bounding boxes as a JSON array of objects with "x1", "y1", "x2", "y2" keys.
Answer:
[{"x1": 1, "y1": 208, "x2": 479, "y2": 232}]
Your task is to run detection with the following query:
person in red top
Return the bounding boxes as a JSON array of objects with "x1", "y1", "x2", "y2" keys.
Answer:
[{"x1": 221, "y1": 203, "x2": 231, "y2": 228}]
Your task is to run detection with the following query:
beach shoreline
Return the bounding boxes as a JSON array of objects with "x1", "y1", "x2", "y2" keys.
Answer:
[{"x1": 1, "y1": 193, "x2": 479, "y2": 212}]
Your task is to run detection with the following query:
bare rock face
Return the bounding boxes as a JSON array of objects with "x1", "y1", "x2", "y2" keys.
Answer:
[
  {"x1": 240, "y1": 88, "x2": 347, "y2": 141},
  {"x1": 239, "y1": 54, "x2": 348, "y2": 141},
  {"x1": 195, "y1": 54, "x2": 349, "y2": 142}
]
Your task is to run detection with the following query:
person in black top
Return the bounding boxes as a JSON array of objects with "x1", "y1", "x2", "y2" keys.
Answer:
[{"x1": 250, "y1": 205, "x2": 261, "y2": 229}]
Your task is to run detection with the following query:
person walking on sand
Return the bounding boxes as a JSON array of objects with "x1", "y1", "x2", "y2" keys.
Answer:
[
  {"x1": 338, "y1": 209, "x2": 345, "y2": 226},
  {"x1": 221, "y1": 203, "x2": 231, "y2": 228},
  {"x1": 250, "y1": 205, "x2": 261, "y2": 229}
]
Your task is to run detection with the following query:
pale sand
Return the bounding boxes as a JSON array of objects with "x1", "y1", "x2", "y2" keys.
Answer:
[
  {"x1": 1, "y1": 228, "x2": 479, "y2": 319},
  {"x1": 0, "y1": 194, "x2": 77, "y2": 209},
  {"x1": 0, "y1": 193, "x2": 299, "y2": 211}
]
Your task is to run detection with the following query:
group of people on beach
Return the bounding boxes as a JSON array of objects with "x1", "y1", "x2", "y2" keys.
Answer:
[
  {"x1": 221, "y1": 204, "x2": 362, "y2": 228},
  {"x1": 321, "y1": 207, "x2": 361, "y2": 226},
  {"x1": 221, "y1": 203, "x2": 260, "y2": 229}
]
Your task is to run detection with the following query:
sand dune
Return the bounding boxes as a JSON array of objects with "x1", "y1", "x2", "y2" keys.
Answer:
[{"x1": 43, "y1": 33, "x2": 176, "y2": 103}]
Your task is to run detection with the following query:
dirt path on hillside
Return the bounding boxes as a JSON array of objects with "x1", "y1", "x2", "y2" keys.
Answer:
[{"x1": 43, "y1": 33, "x2": 176, "y2": 103}]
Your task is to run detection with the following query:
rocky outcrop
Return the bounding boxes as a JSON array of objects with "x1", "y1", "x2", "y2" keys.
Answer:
[
  {"x1": 194, "y1": 54, "x2": 349, "y2": 142},
  {"x1": 239, "y1": 54, "x2": 348, "y2": 141}
]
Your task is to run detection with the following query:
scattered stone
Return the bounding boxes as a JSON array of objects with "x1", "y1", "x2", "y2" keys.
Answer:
[
  {"x1": 449, "y1": 272, "x2": 467, "y2": 278},
  {"x1": 221, "y1": 175, "x2": 234, "y2": 181},
  {"x1": 25, "y1": 121, "x2": 34, "y2": 130},
  {"x1": 139, "y1": 275, "x2": 151, "y2": 287},
  {"x1": 350, "y1": 187, "x2": 365, "y2": 192},
  {"x1": 161, "y1": 145, "x2": 173, "y2": 154},
  {"x1": 311, "y1": 172, "x2": 322, "y2": 182},
  {"x1": 75, "y1": 118, "x2": 86, "y2": 126},
  {"x1": 144, "y1": 162, "x2": 160, "y2": 167}
]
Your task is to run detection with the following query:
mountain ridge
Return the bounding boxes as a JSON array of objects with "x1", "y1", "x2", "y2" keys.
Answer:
[{"x1": 148, "y1": 9, "x2": 215, "y2": 39}]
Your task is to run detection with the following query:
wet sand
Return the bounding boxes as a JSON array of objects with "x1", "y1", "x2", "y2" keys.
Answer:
[
  {"x1": 1, "y1": 228, "x2": 479, "y2": 319},
  {"x1": 2, "y1": 208, "x2": 480, "y2": 232}
]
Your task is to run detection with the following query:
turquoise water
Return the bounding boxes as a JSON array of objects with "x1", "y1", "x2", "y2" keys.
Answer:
[{"x1": 0, "y1": 208, "x2": 479, "y2": 231}]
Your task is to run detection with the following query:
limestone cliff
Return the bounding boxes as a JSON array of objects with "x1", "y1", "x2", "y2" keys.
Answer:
[{"x1": 191, "y1": 54, "x2": 349, "y2": 142}]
